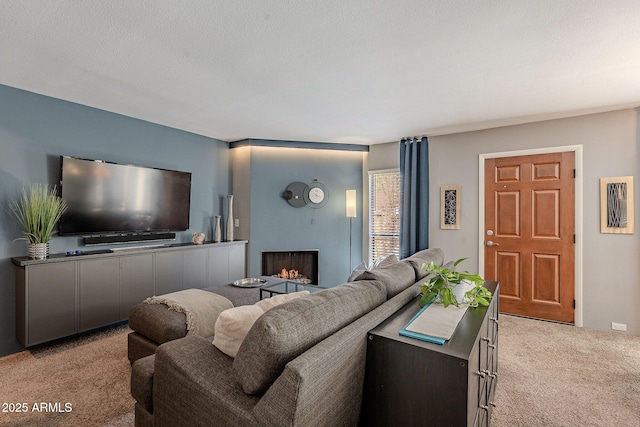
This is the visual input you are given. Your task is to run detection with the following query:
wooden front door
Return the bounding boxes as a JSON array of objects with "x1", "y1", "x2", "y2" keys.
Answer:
[{"x1": 484, "y1": 152, "x2": 575, "y2": 323}]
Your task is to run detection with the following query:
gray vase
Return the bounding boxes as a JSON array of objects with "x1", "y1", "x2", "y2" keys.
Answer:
[
  {"x1": 214, "y1": 215, "x2": 222, "y2": 243},
  {"x1": 226, "y1": 195, "x2": 234, "y2": 242}
]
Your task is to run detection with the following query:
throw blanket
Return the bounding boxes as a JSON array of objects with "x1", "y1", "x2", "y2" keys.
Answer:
[{"x1": 143, "y1": 289, "x2": 233, "y2": 337}]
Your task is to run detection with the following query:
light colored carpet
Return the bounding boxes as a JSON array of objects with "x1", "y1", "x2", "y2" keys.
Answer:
[
  {"x1": 492, "y1": 315, "x2": 640, "y2": 427},
  {"x1": 0, "y1": 324, "x2": 134, "y2": 427},
  {"x1": 0, "y1": 313, "x2": 638, "y2": 426}
]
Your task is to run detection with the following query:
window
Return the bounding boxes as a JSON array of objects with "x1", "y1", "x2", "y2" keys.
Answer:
[{"x1": 368, "y1": 169, "x2": 401, "y2": 263}]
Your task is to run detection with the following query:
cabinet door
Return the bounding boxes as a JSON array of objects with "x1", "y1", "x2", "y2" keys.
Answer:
[
  {"x1": 467, "y1": 338, "x2": 484, "y2": 426},
  {"x1": 155, "y1": 251, "x2": 184, "y2": 295},
  {"x1": 120, "y1": 253, "x2": 154, "y2": 320},
  {"x1": 183, "y1": 248, "x2": 208, "y2": 289},
  {"x1": 22, "y1": 263, "x2": 77, "y2": 346},
  {"x1": 228, "y1": 243, "x2": 246, "y2": 282},
  {"x1": 208, "y1": 246, "x2": 229, "y2": 286},
  {"x1": 79, "y1": 258, "x2": 120, "y2": 332}
]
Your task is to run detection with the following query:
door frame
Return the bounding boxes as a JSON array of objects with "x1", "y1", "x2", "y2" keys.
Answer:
[{"x1": 478, "y1": 145, "x2": 583, "y2": 327}]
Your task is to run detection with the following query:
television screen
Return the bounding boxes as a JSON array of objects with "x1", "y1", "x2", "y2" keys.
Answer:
[{"x1": 59, "y1": 156, "x2": 191, "y2": 235}]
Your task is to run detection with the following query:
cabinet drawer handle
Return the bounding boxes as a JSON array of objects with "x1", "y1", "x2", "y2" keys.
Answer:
[
  {"x1": 479, "y1": 405, "x2": 489, "y2": 411},
  {"x1": 489, "y1": 344, "x2": 496, "y2": 350},
  {"x1": 475, "y1": 371, "x2": 486, "y2": 378}
]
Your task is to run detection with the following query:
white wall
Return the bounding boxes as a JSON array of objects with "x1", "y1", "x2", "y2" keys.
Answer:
[{"x1": 429, "y1": 109, "x2": 639, "y2": 335}]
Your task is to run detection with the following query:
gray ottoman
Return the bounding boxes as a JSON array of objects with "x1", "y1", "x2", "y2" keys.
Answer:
[{"x1": 127, "y1": 290, "x2": 233, "y2": 364}]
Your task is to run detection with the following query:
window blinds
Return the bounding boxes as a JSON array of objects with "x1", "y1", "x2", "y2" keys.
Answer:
[{"x1": 368, "y1": 170, "x2": 401, "y2": 263}]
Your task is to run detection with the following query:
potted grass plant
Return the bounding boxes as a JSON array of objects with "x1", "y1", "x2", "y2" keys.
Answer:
[
  {"x1": 11, "y1": 183, "x2": 68, "y2": 259},
  {"x1": 419, "y1": 258, "x2": 492, "y2": 308}
]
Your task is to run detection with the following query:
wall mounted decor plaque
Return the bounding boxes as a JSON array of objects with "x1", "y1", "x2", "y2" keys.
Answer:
[
  {"x1": 440, "y1": 185, "x2": 461, "y2": 230},
  {"x1": 600, "y1": 176, "x2": 634, "y2": 234}
]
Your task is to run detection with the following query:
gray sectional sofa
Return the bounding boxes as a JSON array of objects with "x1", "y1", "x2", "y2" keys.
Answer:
[{"x1": 130, "y1": 248, "x2": 445, "y2": 427}]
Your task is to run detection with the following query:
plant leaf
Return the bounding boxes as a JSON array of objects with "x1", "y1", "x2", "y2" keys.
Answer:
[
  {"x1": 420, "y1": 292, "x2": 437, "y2": 307},
  {"x1": 11, "y1": 183, "x2": 67, "y2": 244},
  {"x1": 442, "y1": 287, "x2": 459, "y2": 308},
  {"x1": 453, "y1": 257, "x2": 467, "y2": 268}
]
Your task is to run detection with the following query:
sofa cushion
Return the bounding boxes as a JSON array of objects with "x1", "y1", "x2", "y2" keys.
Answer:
[
  {"x1": 232, "y1": 280, "x2": 386, "y2": 395},
  {"x1": 213, "y1": 291, "x2": 310, "y2": 358},
  {"x1": 347, "y1": 254, "x2": 399, "y2": 282},
  {"x1": 255, "y1": 290, "x2": 310, "y2": 312},
  {"x1": 213, "y1": 304, "x2": 265, "y2": 358},
  {"x1": 404, "y1": 248, "x2": 445, "y2": 280},
  {"x1": 355, "y1": 261, "x2": 416, "y2": 299}
]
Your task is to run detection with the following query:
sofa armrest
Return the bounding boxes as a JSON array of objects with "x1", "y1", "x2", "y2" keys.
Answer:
[
  {"x1": 152, "y1": 336, "x2": 261, "y2": 427},
  {"x1": 131, "y1": 355, "x2": 155, "y2": 413}
]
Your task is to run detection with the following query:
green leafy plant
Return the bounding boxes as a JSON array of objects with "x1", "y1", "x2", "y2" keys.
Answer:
[
  {"x1": 11, "y1": 183, "x2": 68, "y2": 244},
  {"x1": 419, "y1": 258, "x2": 491, "y2": 308}
]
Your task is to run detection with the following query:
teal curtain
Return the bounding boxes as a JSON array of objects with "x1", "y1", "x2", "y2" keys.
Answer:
[{"x1": 400, "y1": 137, "x2": 429, "y2": 258}]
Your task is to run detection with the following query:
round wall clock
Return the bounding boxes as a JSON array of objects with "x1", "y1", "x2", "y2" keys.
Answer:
[
  {"x1": 304, "y1": 181, "x2": 329, "y2": 208},
  {"x1": 283, "y1": 182, "x2": 307, "y2": 208}
]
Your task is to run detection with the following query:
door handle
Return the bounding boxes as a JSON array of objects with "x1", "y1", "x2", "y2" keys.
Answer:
[{"x1": 486, "y1": 240, "x2": 499, "y2": 247}]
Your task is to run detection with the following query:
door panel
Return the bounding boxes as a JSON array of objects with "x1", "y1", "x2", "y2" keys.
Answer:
[
  {"x1": 532, "y1": 190, "x2": 560, "y2": 238},
  {"x1": 532, "y1": 254, "x2": 560, "y2": 302},
  {"x1": 496, "y1": 192, "x2": 520, "y2": 236},
  {"x1": 485, "y1": 152, "x2": 574, "y2": 323},
  {"x1": 496, "y1": 165, "x2": 520, "y2": 182},
  {"x1": 495, "y1": 252, "x2": 521, "y2": 299},
  {"x1": 533, "y1": 162, "x2": 560, "y2": 180}
]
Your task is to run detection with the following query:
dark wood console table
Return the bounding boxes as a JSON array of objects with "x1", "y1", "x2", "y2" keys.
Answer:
[
  {"x1": 12, "y1": 241, "x2": 247, "y2": 347},
  {"x1": 363, "y1": 281, "x2": 499, "y2": 427}
]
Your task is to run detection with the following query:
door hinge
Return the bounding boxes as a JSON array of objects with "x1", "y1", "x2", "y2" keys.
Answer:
[
  {"x1": 573, "y1": 300, "x2": 576, "y2": 309},
  {"x1": 573, "y1": 169, "x2": 576, "y2": 178},
  {"x1": 573, "y1": 234, "x2": 576, "y2": 243}
]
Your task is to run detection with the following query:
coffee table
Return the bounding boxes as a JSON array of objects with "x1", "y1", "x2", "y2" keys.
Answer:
[{"x1": 260, "y1": 280, "x2": 327, "y2": 300}]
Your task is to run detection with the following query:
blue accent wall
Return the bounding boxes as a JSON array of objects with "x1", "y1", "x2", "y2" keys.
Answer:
[
  {"x1": 0, "y1": 85, "x2": 366, "y2": 357},
  {"x1": 0, "y1": 84, "x2": 230, "y2": 357},
  {"x1": 241, "y1": 146, "x2": 363, "y2": 287}
]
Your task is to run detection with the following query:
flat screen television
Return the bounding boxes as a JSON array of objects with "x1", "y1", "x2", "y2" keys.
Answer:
[{"x1": 59, "y1": 156, "x2": 192, "y2": 236}]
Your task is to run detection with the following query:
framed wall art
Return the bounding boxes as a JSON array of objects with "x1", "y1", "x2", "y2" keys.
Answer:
[
  {"x1": 600, "y1": 176, "x2": 634, "y2": 234},
  {"x1": 440, "y1": 185, "x2": 461, "y2": 230}
]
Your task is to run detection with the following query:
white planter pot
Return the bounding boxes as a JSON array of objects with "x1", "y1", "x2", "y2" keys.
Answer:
[{"x1": 29, "y1": 242, "x2": 49, "y2": 260}]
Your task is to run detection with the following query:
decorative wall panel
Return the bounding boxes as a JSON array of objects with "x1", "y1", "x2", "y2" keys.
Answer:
[
  {"x1": 600, "y1": 176, "x2": 634, "y2": 234},
  {"x1": 440, "y1": 185, "x2": 461, "y2": 229}
]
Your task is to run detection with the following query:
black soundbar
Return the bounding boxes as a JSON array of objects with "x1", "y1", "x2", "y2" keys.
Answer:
[{"x1": 83, "y1": 232, "x2": 176, "y2": 246}]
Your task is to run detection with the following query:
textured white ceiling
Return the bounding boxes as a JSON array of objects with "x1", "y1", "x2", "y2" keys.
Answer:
[{"x1": 1, "y1": 1, "x2": 639, "y2": 144}]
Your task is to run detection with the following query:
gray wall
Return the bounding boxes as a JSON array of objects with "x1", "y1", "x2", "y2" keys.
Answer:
[
  {"x1": 429, "y1": 109, "x2": 639, "y2": 335},
  {"x1": 0, "y1": 85, "x2": 230, "y2": 356},
  {"x1": 366, "y1": 110, "x2": 639, "y2": 335},
  {"x1": 233, "y1": 146, "x2": 364, "y2": 287}
]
